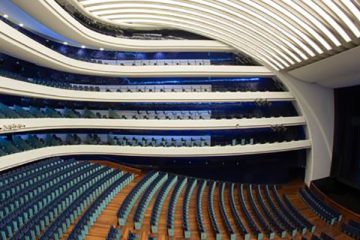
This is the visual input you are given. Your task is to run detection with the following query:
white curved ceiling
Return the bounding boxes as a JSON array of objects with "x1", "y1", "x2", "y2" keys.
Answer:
[{"x1": 71, "y1": 0, "x2": 360, "y2": 70}]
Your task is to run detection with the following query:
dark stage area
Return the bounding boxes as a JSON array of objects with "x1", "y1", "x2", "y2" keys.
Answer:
[{"x1": 313, "y1": 177, "x2": 360, "y2": 214}]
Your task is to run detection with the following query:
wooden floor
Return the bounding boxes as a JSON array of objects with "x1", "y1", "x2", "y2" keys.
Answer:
[{"x1": 64, "y1": 162, "x2": 353, "y2": 240}]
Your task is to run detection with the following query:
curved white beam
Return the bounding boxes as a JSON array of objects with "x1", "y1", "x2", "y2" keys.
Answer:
[
  {"x1": 0, "y1": 20, "x2": 272, "y2": 77},
  {"x1": 0, "y1": 140, "x2": 311, "y2": 171},
  {"x1": 11, "y1": 0, "x2": 231, "y2": 52},
  {"x1": 0, "y1": 117, "x2": 305, "y2": 134},
  {"x1": 13, "y1": 0, "x2": 360, "y2": 70},
  {"x1": 0, "y1": 76, "x2": 292, "y2": 103}
]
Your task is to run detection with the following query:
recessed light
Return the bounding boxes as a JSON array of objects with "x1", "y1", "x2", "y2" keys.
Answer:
[
  {"x1": 19, "y1": 23, "x2": 24, "y2": 27},
  {"x1": 99, "y1": 47, "x2": 104, "y2": 51},
  {"x1": 63, "y1": 41, "x2": 68, "y2": 45},
  {"x1": 81, "y1": 45, "x2": 86, "y2": 49},
  {"x1": 3, "y1": 14, "x2": 8, "y2": 18}
]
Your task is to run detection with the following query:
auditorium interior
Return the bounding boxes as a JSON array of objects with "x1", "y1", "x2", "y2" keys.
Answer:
[{"x1": 0, "y1": 0, "x2": 360, "y2": 239}]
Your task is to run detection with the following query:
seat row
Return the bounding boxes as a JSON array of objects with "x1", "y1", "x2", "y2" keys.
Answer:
[
  {"x1": 88, "y1": 58, "x2": 212, "y2": 66},
  {"x1": 70, "y1": 83, "x2": 270, "y2": 93},
  {"x1": 116, "y1": 172, "x2": 313, "y2": 239},
  {"x1": 207, "y1": 181, "x2": 221, "y2": 240},
  {"x1": 166, "y1": 177, "x2": 187, "y2": 237},
  {"x1": 0, "y1": 134, "x2": 211, "y2": 156},
  {"x1": 1, "y1": 159, "x2": 341, "y2": 240},
  {"x1": 0, "y1": 102, "x2": 296, "y2": 120},
  {"x1": 218, "y1": 182, "x2": 235, "y2": 240},
  {"x1": 255, "y1": 185, "x2": 286, "y2": 238},
  {"x1": 0, "y1": 158, "x2": 128, "y2": 240},
  {"x1": 0, "y1": 103, "x2": 211, "y2": 119},
  {"x1": 116, "y1": 174, "x2": 322, "y2": 240},
  {"x1": 228, "y1": 183, "x2": 249, "y2": 240},
  {"x1": 71, "y1": 83, "x2": 212, "y2": 93},
  {"x1": 271, "y1": 185, "x2": 314, "y2": 234},
  {"x1": 0, "y1": 131, "x2": 303, "y2": 157},
  {"x1": 247, "y1": 184, "x2": 275, "y2": 239},
  {"x1": 134, "y1": 173, "x2": 168, "y2": 230},
  {"x1": 263, "y1": 185, "x2": 297, "y2": 236},
  {"x1": 67, "y1": 173, "x2": 134, "y2": 240},
  {"x1": 117, "y1": 172, "x2": 159, "y2": 226},
  {"x1": 38, "y1": 169, "x2": 121, "y2": 240},
  {"x1": 150, "y1": 175, "x2": 178, "y2": 233},
  {"x1": 182, "y1": 178, "x2": 198, "y2": 238},
  {"x1": 106, "y1": 226, "x2": 121, "y2": 240},
  {"x1": 342, "y1": 220, "x2": 360, "y2": 240},
  {"x1": 196, "y1": 180, "x2": 207, "y2": 239},
  {"x1": 299, "y1": 187, "x2": 341, "y2": 224}
]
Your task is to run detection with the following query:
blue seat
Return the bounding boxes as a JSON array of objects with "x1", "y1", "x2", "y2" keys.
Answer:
[
  {"x1": 218, "y1": 182, "x2": 235, "y2": 240},
  {"x1": 167, "y1": 177, "x2": 187, "y2": 237},
  {"x1": 237, "y1": 183, "x2": 262, "y2": 240}
]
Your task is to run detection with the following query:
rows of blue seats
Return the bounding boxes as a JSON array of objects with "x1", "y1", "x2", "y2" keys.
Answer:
[
  {"x1": 248, "y1": 184, "x2": 274, "y2": 239},
  {"x1": 0, "y1": 158, "x2": 123, "y2": 240},
  {"x1": 237, "y1": 184, "x2": 262, "y2": 240},
  {"x1": 282, "y1": 193, "x2": 316, "y2": 233},
  {"x1": 270, "y1": 185, "x2": 311, "y2": 234},
  {"x1": 134, "y1": 173, "x2": 168, "y2": 230},
  {"x1": 228, "y1": 183, "x2": 249, "y2": 240},
  {"x1": 182, "y1": 178, "x2": 197, "y2": 238},
  {"x1": 342, "y1": 220, "x2": 360, "y2": 240},
  {"x1": 308, "y1": 232, "x2": 335, "y2": 240},
  {"x1": 0, "y1": 103, "x2": 206, "y2": 120},
  {"x1": 2, "y1": 161, "x2": 329, "y2": 240},
  {"x1": 299, "y1": 187, "x2": 341, "y2": 224},
  {"x1": 38, "y1": 168, "x2": 120, "y2": 240},
  {"x1": 0, "y1": 129, "x2": 302, "y2": 157},
  {"x1": 167, "y1": 177, "x2": 187, "y2": 237},
  {"x1": 106, "y1": 226, "x2": 121, "y2": 240},
  {"x1": 218, "y1": 182, "x2": 235, "y2": 240},
  {"x1": 150, "y1": 175, "x2": 177, "y2": 233},
  {"x1": 196, "y1": 180, "x2": 207, "y2": 239},
  {"x1": 117, "y1": 171, "x2": 159, "y2": 226},
  {"x1": 207, "y1": 181, "x2": 221, "y2": 240},
  {"x1": 0, "y1": 134, "x2": 211, "y2": 157},
  {"x1": 264, "y1": 185, "x2": 297, "y2": 237},
  {"x1": 1, "y1": 159, "x2": 97, "y2": 239},
  {"x1": 67, "y1": 173, "x2": 134, "y2": 240},
  {"x1": 255, "y1": 185, "x2": 286, "y2": 238},
  {"x1": 0, "y1": 102, "x2": 292, "y2": 120}
]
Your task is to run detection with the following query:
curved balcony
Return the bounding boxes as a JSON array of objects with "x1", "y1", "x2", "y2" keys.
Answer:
[
  {"x1": 0, "y1": 19, "x2": 270, "y2": 77},
  {"x1": 0, "y1": 76, "x2": 293, "y2": 102},
  {"x1": 0, "y1": 116, "x2": 306, "y2": 134},
  {"x1": 0, "y1": 140, "x2": 311, "y2": 172},
  {"x1": 12, "y1": 0, "x2": 231, "y2": 52}
]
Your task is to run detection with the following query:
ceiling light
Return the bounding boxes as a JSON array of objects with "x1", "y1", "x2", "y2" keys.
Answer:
[
  {"x1": 81, "y1": 45, "x2": 86, "y2": 49},
  {"x1": 99, "y1": 47, "x2": 104, "y2": 51},
  {"x1": 3, "y1": 14, "x2": 8, "y2": 18},
  {"x1": 19, "y1": 23, "x2": 24, "y2": 27},
  {"x1": 63, "y1": 41, "x2": 68, "y2": 45}
]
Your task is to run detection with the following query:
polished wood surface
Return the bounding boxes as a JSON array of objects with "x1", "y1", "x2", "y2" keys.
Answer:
[{"x1": 62, "y1": 162, "x2": 353, "y2": 240}]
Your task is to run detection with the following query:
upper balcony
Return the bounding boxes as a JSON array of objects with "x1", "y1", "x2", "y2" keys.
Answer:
[
  {"x1": 7, "y1": 0, "x2": 231, "y2": 52},
  {"x1": 0, "y1": 15, "x2": 257, "y2": 67},
  {"x1": 0, "y1": 17, "x2": 270, "y2": 77}
]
